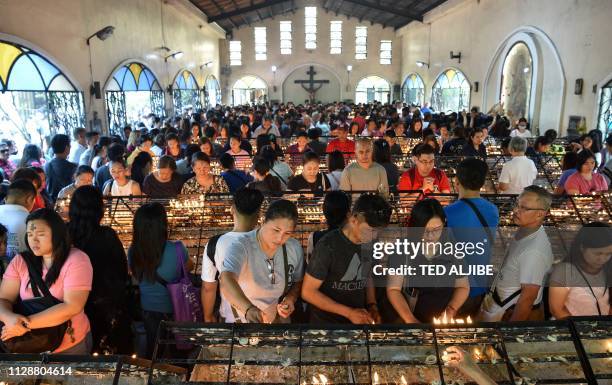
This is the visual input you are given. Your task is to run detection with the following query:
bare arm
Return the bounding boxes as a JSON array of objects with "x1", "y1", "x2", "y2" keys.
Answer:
[
  {"x1": 0, "y1": 279, "x2": 20, "y2": 323},
  {"x1": 202, "y1": 281, "x2": 218, "y2": 322},
  {"x1": 548, "y1": 286, "x2": 572, "y2": 319},
  {"x1": 219, "y1": 271, "x2": 253, "y2": 317},
  {"x1": 498, "y1": 182, "x2": 509, "y2": 192},
  {"x1": 445, "y1": 277, "x2": 470, "y2": 317},
  {"x1": 131, "y1": 182, "x2": 142, "y2": 196},
  {"x1": 386, "y1": 274, "x2": 419, "y2": 323},
  {"x1": 509, "y1": 284, "x2": 540, "y2": 321},
  {"x1": 27, "y1": 290, "x2": 90, "y2": 329}
]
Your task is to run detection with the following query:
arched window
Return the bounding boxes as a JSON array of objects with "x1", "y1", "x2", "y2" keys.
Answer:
[
  {"x1": 401, "y1": 73, "x2": 425, "y2": 106},
  {"x1": 173, "y1": 70, "x2": 201, "y2": 116},
  {"x1": 205, "y1": 75, "x2": 221, "y2": 109},
  {"x1": 105, "y1": 62, "x2": 164, "y2": 135},
  {"x1": 355, "y1": 76, "x2": 390, "y2": 104},
  {"x1": 0, "y1": 39, "x2": 84, "y2": 150},
  {"x1": 500, "y1": 42, "x2": 533, "y2": 124},
  {"x1": 597, "y1": 79, "x2": 612, "y2": 135},
  {"x1": 232, "y1": 76, "x2": 267, "y2": 106},
  {"x1": 431, "y1": 69, "x2": 471, "y2": 113}
]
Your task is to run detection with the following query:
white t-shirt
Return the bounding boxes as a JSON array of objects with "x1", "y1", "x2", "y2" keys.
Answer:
[
  {"x1": 510, "y1": 129, "x2": 532, "y2": 138},
  {"x1": 219, "y1": 230, "x2": 305, "y2": 323},
  {"x1": 151, "y1": 145, "x2": 163, "y2": 157},
  {"x1": 499, "y1": 156, "x2": 538, "y2": 194},
  {"x1": 253, "y1": 125, "x2": 281, "y2": 138},
  {"x1": 549, "y1": 262, "x2": 610, "y2": 316},
  {"x1": 105, "y1": 179, "x2": 136, "y2": 196},
  {"x1": 0, "y1": 204, "x2": 29, "y2": 261},
  {"x1": 326, "y1": 170, "x2": 342, "y2": 190},
  {"x1": 496, "y1": 226, "x2": 553, "y2": 306},
  {"x1": 68, "y1": 141, "x2": 87, "y2": 164},
  {"x1": 201, "y1": 231, "x2": 245, "y2": 321}
]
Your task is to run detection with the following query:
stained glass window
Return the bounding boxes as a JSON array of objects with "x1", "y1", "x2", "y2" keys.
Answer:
[
  {"x1": 401, "y1": 73, "x2": 425, "y2": 106},
  {"x1": 500, "y1": 42, "x2": 533, "y2": 124},
  {"x1": 598, "y1": 80, "x2": 612, "y2": 136},
  {"x1": 205, "y1": 75, "x2": 221, "y2": 109},
  {"x1": 355, "y1": 76, "x2": 390, "y2": 104},
  {"x1": 105, "y1": 62, "x2": 164, "y2": 135},
  {"x1": 431, "y1": 68, "x2": 471, "y2": 113},
  {"x1": 232, "y1": 76, "x2": 267, "y2": 106},
  {"x1": 0, "y1": 39, "x2": 84, "y2": 151},
  {"x1": 173, "y1": 70, "x2": 201, "y2": 116}
]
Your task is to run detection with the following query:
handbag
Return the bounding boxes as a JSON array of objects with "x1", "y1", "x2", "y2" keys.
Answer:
[
  {"x1": 0, "y1": 254, "x2": 72, "y2": 353},
  {"x1": 156, "y1": 242, "x2": 203, "y2": 350}
]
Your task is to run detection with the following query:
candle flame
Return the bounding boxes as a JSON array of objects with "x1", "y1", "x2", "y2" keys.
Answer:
[
  {"x1": 312, "y1": 376, "x2": 319, "y2": 384},
  {"x1": 400, "y1": 375, "x2": 408, "y2": 385},
  {"x1": 319, "y1": 374, "x2": 328, "y2": 385},
  {"x1": 466, "y1": 315, "x2": 473, "y2": 324},
  {"x1": 442, "y1": 311, "x2": 448, "y2": 324},
  {"x1": 373, "y1": 371, "x2": 379, "y2": 385}
]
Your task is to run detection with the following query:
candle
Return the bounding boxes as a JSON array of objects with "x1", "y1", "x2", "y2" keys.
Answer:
[
  {"x1": 400, "y1": 375, "x2": 408, "y2": 385},
  {"x1": 319, "y1": 374, "x2": 328, "y2": 385},
  {"x1": 373, "y1": 371, "x2": 379, "y2": 385}
]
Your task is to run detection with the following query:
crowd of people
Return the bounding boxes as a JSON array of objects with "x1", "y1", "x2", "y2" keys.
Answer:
[{"x1": 0, "y1": 101, "x2": 610, "y2": 366}]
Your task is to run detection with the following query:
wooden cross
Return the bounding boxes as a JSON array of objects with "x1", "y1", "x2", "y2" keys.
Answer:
[{"x1": 294, "y1": 66, "x2": 329, "y2": 103}]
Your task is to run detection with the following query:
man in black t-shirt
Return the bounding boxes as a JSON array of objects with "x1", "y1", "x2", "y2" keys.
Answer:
[{"x1": 301, "y1": 193, "x2": 391, "y2": 324}]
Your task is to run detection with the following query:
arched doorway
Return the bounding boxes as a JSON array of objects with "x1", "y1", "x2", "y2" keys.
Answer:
[
  {"x1": 355, "y1": 76, "x2": 390, "y2": 104},
  {"x1": 431, "y1": 68, "x2": 471, "y2": 113},
  {"x1": 105, "y1": 62, "x2": 165, "y2": 135},
  {"x1": 401, "y1": 73, "x2": 425, "y2": 106},
  {"x1": 500, "y1": 42, "x2": 534, "y2": 125},
  {"x1": 172, "y1": 69, "x2": 201, "y2": 116},
  {"x1": 0, "y1": 38, "x2": 84, "y2": 151},
  {"x1": 597, "y1": 79, "x2": 612, "y2": 135},
  {"x1": 205, "y1": 75, "x2": 221, "y2": 109},
  {"x1": 232, "y1": 75, "x2": 267, "y2": 106}
]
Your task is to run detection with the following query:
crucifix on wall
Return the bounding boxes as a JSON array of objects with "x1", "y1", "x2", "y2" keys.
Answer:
[{"x1": 294, "y1": 66, "x2": 329, "y2": 103}]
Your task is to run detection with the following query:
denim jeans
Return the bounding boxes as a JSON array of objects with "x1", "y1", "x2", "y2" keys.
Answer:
[{"x1": 142, "y1": 310, "x2": 173, "y2": 359}]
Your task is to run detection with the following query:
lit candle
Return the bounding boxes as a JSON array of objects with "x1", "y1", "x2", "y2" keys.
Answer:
[
  {"x1": 400, "y1": 375, "x2": 408, "y2": 385},
  {"x1": 373, "y1": 371, "x2": 379, "y2": 385},
  {"x1": 442, "y1": 311, "x2": 448, "y2": 324},
  {"x1": 466, "y1": 316, "x2": 472, "y2": 324},
  {"x1": 319, "y1": 374, "x2": 328, "y2": 385}
]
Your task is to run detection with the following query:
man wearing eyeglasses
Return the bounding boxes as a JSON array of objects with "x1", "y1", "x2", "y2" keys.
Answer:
[
  {"x1": 398, "y1": 143, "x2": 451, "y2": 194},
  {"x1": 481, "y1": 185, "x2": 553, "y2": 321}
]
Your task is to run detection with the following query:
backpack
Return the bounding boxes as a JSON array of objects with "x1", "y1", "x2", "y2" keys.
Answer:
[{"x1": 205, "y1": 233, "x2": 226, "y2": 315}]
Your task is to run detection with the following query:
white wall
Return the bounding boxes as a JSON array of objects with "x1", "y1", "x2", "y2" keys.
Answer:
[
  {"x1": 282, "y1": 64, "x2": 341, "y2": 104},
  {"x1": 398, "y1": 0, "x2": 612, "y2": 135},
  {"x1": 0, "y1": 0, "x2": 225, "y2": 133},
  {"x1": 223, "y1": 0, "x2": 401, "y2": 104}
]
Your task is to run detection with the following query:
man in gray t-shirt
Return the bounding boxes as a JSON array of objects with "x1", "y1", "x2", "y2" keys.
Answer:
[{"x1": 219, "y1": 229, "x2": 304, "y2": 323}]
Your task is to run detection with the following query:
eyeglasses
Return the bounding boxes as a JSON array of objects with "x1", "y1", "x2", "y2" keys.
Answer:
[
  {"x1": 0, "y1": 149, "x2": 8, "y2": 154},
  {"x1": 265, "y1": 258, "x2": 275, "y2": 285}
]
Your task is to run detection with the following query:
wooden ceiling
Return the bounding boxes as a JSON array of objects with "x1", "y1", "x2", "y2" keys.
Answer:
[{"x1": 189, "y1": 0, "x2": 448, "y2": 32}]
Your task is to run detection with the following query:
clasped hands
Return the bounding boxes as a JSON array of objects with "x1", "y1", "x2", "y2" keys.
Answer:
[{"x1": 1, "y1": 313, "x2": 30, "y2": 341}]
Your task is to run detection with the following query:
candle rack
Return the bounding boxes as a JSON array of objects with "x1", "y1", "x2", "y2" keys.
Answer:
[{"x1": 148, "y1": 316, "x2": 611, "y2": 385}]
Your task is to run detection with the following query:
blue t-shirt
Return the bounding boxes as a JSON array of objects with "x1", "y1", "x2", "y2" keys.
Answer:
[
  {"x1": 444, "y1": 198, "x2": 499, "y2": 296},
  {"x1": 221, "y1": 170, "x2": 254, "y2": 193},
  {"x1": 558, "y1": 169, "x2": 576, "y2": 190},
  {"x1": 129, "y1": 241, "x2": 188, "y2": 313}
]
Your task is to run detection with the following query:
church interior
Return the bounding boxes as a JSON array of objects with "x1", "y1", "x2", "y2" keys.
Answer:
[{"x1": 0, "y1": 0, "x2": 611, "y2": 384}]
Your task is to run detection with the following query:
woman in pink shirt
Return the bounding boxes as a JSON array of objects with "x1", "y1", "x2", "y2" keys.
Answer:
[
  {"x1": 0, "y1": 208, "x2": 93, "y2": 354},
  {"x1": 564, "y1": 150, "x2": 608, "y2": 195}
]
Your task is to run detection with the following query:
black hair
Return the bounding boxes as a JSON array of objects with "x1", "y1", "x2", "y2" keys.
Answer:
[
  {"x1": 296, "y1": 130, "x2": 308, "y2": 139},
  {"x1": 412, "y1": 143, "x2": 436, "y2": 157},
  {"x1": 264, "y1": 199, "x2": 298, "y2": 224},
  {"x1": 130, "y1": 203, "x2": 168, "y2": 282},
  {"x1": 85, "y1": 131, "x2": 99, "y2": 140},
  {"x1": 75, "y1": 165, "x2": 94, "y2": 178},
  {"x1": 165, "y1": 133, "x2": 179, "y2": 143},
  {"x1": 256, "y1": 133, "x2": 272, "y2": 153},
  {"x1": 544, "y1": 129, "x2": 558, "y2": 142},
  {"x1": 0, "y1": 223, "x2": 7, "y2": 246},
  {"x1": 68, "y1": 185, "x2": 104, "y2": 250},
  {"x1": 323, "y1": 190, "x2": 351, "y2": 228},
  {"x1": 302, "y1": 151, "x2": 320, "y2": 165},
  {"x1": 534, "y1": 136, "x2": 552, "y2": 150},
  {"x1": 384, "y1": 129, "x2": 396, "y2": 138},
  {"x1": 191, "y1": 151, "x2": 211, "y2": 165},
  {"x1": 408, "y1": 198, "x2": 446, "y2": 228},
  {"x1": 373, "y1": 139, "x2": 391, "y2": 164},
  {"x1": 456, "y1": 158, "x2": 488, "y2": 191},
  {"x1": 184, "y1": 143, "x2": 201, "y2": 162},
  {"x1": 352, "y1": 193, "x2": 392, "y2": 228},
  {"x1": 158, "y1": 155, "x2": 177, "y2": 171},
  {"x1": 7, "y1": 179, "x2": 37, "y2": 201},
  {"x1": 233, "y1": 187, "x2": 265, "y2": 216},
  {"x1": 19, "y1": 144, "x2": 42, "y2": 168},
  {"x1": 307, "y1": 127, "x2": 322, "y2": 140},
  {"x1": 11, "y1": 167, "x2": 42, "y2": 188},
  {"x1": 24, "y1": 208, "x2": 71, "y2": 286},
  {"x1": 260, "y1": 145, "x2": 278, "y2": 165},
  {"x1": 219, "y1": 152, "x2": 235, "y2": 169},
  {"x1": 138, "y1": 134, "x2": 153, "y2": 146},
  {"x1": 253, "y1": 157, "x2": 282, "y2": 192},
  {"x1": 327, "y1": 150, "x2": 345, "y2": 172},
  {"x1": 131, "y1": 151, "x2": 153, "y2": 186},
  {"x1": 50, "y1": 134, "x2": 71, "y2": 154},
  {"x1": 73, "y1": 127, "x2": 86, "y2": 139},
  {"x1": 107, "y1": 143, "x2": 126, "y2": 162},
  {"x1": 561, "y1": 151, "x2": 578, "y2": 171},
  {"x1": 564, "y1": 222, "x2": 612, "y2": 285},
  {"x1": 576, "y1": 149, "x2": 597, "y2": 171}
]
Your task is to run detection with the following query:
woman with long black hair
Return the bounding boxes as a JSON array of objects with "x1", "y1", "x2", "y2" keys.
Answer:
[
  {"x1": 0, "y1": 208, "x2": 93, "y2": 353},
  {"x1": 68, "y1": 186, "x2": 131, "y2": 354},
  {"x1": 128, "y1": 203, "x2": 191, "y2": 358}
]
